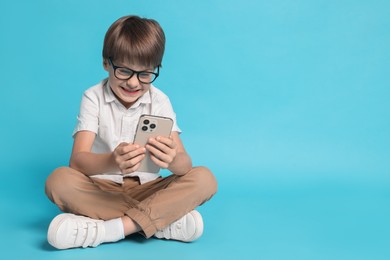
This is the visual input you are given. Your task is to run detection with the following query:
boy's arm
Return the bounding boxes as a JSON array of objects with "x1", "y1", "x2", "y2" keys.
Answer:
[
  {"x1": 168, "y1": 132, "x2": 192, "y2": 175},
  {"x1": 70, "y1": 131, "x2": 146, "y2": 176},
  {"x1": 69, "y1": 131, "x2": 117, "y2": 176}
]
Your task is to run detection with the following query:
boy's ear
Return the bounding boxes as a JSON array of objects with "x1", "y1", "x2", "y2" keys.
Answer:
[{"x1": 103, "y1": 59, "x2": 109, "y2": 71}]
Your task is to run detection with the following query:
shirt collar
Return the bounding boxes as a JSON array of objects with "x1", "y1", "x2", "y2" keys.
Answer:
[
  {"x1": 103, "y1": 80, "x2": 116, "y2": 103},
  {"x1": 103, "y1": 79, "x2": 152, "y2": 108}
]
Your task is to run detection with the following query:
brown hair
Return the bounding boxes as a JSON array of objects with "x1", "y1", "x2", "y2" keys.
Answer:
[{"x1": 102, "y1": 15, "x2": 165, "y2": 68}]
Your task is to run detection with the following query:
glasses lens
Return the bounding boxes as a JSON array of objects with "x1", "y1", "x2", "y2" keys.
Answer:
[
  {"x1": 138, "y1": 72, "x2": 157, "y2": 84},
  {"x1": 115, "y1": 68, "x2": 134, "y2": 80}
]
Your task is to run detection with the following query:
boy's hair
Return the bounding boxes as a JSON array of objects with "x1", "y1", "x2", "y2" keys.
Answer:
[{"x1": 103, "y1": 15, "x2": 165, "y2": 68}]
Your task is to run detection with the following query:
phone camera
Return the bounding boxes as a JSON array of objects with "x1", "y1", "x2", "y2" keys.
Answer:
[
  {"x1": 143, "y1": 119, "x2": 150, "y2": 125},
  {"x1": 142, "y1": 126, "x2": 148, "y2": 131},
  {"x1": 150, "y1": 124, "x2": 156, "y2": 129}
]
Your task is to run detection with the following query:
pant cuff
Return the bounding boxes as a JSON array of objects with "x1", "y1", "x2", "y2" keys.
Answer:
[{"x1": 125, "y1": 208, "x2": 157, "y2": 238}]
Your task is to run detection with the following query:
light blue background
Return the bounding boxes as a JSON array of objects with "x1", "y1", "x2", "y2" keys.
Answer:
[{"x1": 0, "y1": 0, "x2": 389, "y2": 259}]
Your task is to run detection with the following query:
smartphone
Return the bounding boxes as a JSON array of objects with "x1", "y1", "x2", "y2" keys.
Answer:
[{"x1": 133, "y1": 115, "x2": 173, "y2": 173}]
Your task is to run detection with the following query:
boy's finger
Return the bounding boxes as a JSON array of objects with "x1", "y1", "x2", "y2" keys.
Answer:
[
  {"x1": 157, "y1": 136, "x2": 176, "y2": 149},
  {"x1": 149, "y1": 136, "x2": 175, "y2": 150},
  {"x1": 123, "y1": 147, "x2": 146, "y2": 160},
  {"x1": 146, "y1": 144, "x2": 172, "y2": 163},
  {"x1": 122, "y1": 154, "x2": 145, "y2": 172},
  {"x1": 115, "y1": 142, "x2": 131, "y2": 155},
  {"x1": 149, "y1": 154, "x2": 169, "y2": 169},
  {"x1": 121, "y1": 144, "x2": 140, "y2": 154},
  {"x1": 148, "y1": 138, "x2": 175, "y2": 154}
]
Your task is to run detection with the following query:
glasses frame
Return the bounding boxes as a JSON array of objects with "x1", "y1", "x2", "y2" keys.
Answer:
[{"x1": 108, "y1": 58, "x2": 160, "y2": 84}]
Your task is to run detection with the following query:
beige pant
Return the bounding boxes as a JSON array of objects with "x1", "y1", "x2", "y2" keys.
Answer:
[{"x1": 45, "y1": 166, "x2": 217, "y2": 238}]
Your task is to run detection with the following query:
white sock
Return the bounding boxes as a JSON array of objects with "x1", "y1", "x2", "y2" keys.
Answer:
[{"x1": 103, "y1": 218, "x2": 125, "y2": 243}]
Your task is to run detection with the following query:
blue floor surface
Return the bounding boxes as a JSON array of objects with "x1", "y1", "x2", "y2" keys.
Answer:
[{"x1": 1, "y1": 162, "x2": 389, "y2": 260}]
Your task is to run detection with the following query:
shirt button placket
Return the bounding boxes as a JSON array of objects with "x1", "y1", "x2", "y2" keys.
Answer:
[{"x1": 120, "y1": 112, "x2": 132, "y2": 143}]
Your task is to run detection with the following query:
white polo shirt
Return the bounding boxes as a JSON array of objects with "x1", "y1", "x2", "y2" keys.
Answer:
[{"x1": 73, "y1": 79, "x2": 181, "y2": 184}]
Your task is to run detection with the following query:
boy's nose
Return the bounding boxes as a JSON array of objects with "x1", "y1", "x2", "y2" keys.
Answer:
[{"x1": 126, "y1": 74, "x2": 140, "y2": 87}]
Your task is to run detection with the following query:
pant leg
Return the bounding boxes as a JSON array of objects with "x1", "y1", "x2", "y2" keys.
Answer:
[
  {"x1": 124, "y1": 166, "x2": 218, "y2": 238},
  {"x1": 45, "y1": 166, "x2": 218, "y2": 238},
  {"x1": 45, "y1": 167, "x2": 138, "y2": 220}
]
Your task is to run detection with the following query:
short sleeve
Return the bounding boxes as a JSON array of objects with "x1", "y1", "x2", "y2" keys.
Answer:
[
  {"x1": 72, "y1": 90, "x2": 99, "y2": 137},
  {"x1": 153, "y1": 94, "x2": 181, "y2": 133}
]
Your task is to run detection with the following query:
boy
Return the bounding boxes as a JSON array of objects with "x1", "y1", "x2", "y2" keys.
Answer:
[{"x1": 45, "y1": 15, "x2": 217, "y2": 250}]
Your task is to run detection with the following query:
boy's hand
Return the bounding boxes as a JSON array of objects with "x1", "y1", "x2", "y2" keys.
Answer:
[
  {"x1": 146, "y1": 136, "x2": 177, "y2": 169},
  {"x1": 113, "y1": 143, "x2": 146, "y2": 174}
]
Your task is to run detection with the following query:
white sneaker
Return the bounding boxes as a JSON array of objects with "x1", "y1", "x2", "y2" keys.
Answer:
[
  {"x1": 47, "y1": 213, "x2": 105, "y2": 249},
  {"x1": 154, "y1": 210, "x2": 204, "y2": 242}
]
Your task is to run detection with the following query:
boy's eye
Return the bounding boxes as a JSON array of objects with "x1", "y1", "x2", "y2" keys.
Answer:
[
  {"x1": 139, "y1": 72, "x2": 153, "y2": 79},
  {"x1": 117, "y1": 68, "x2": 133, "y2": 76}
]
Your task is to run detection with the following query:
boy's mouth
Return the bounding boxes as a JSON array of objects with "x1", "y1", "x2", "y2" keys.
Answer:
[{"x1": 121, "y1": 87, "x2": 140, "y2": 95}]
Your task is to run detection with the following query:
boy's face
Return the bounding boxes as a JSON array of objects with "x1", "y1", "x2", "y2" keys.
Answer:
[{"x1": 104, "y1": 59, "x2": 156, "y2": 109}]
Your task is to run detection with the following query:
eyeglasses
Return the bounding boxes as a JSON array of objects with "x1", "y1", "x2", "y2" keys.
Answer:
[{"x1": 108, "y1": 58, "x2": 159, "y2": 84}]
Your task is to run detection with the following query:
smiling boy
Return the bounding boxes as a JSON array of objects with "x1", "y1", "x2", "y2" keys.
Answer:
[{"x1": 45, "y1": 15, "x2": 217, "y2": 249}]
